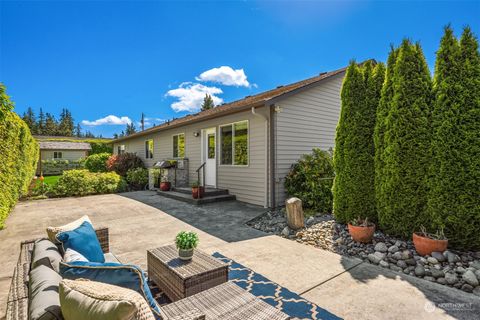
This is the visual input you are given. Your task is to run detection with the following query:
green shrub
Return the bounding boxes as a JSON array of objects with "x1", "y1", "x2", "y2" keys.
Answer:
[
  {"x1": 175, "y1": 231, "x2": 199, "y2": 250},
  {"x1": 52, "y1": 169, "x2": 126, "y2": 197},
  {"x1": 126, "y1": 168, "x2": 149, "y2": 190},
  {"x1": 0, "y1": 84, "x2": 39, "y2": 228},
  {"x1": 284, "y1": 148, "x2": 334, "y2": 213},
  {"x1": 85, "y1": 153, "x2": 110, "y2": 172},
  {"x1": 377, "y1": 40, "x2": 433, "y2": 237},
  {"x1": 90, "y1": 142, "x2": 113, "y2": 155},
  {"x1": 333, "y1": 61, "x2": 385, "y2": 224},
  {"x1": 107, "y1": 153, "x2": 144, "y2": 176},
  {"x1": 428, "y1": 27, "x2": 480, "y2": 250}
]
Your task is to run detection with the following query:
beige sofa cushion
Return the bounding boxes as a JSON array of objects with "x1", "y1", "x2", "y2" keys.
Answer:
[
  {"x1": 59, "y1": 279, "x2": 155, "y2": 320},
  {"x1": 46, "y1": 215, "x2": 92, "y2": 244}
]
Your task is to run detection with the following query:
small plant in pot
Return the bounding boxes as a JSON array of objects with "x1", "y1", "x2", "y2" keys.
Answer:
[
  {"x1": 175, "y1": 231, "x2": 199, "y2": 261},
  {"x1": 348, "y1": 217, "x2": 375, "y2": 243},
  {"x1": 413, "y1": 226, "x2": 448, "y2": 256},
  {"x1": 160, "y1": 176, "x2": 171, "y2": 191},
  {"x1": 191, "y1": 181, "x2": 204, "y2": 199}
]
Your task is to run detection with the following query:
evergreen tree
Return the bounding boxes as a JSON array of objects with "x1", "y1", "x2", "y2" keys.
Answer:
[
  {"x1": 125, "y1": 122, "x2": 136, "y2": 136},
  {"x1": 22, "y1": 107, "x2": 37, "y2": 134},
  {"x1": 113, "y1": 133, "x2": 119, "y2": 139},
  {"x1": 58, "y1": 108, "x2": 74, "y2": 136},
  {"x1": 84, "y1": 130, "x2": 95, "y2": 138},
  {"x1": 374, "y1": 47, "x2": 398, "y2": 223},
  {"x1": 378, "y1": 40, "x2": 433, "y2": 236},
  {"x1": 201, "y1": 94, "x2": 215, "y2": 111},
  {"x1": 44, "y1": 113, "x2": 58, "y2": 135},
  {"x1": 333, "y1": 61, "x2": 385, "y2": 223},
  {"x1": 429, "y1": 27, "x2": 480, "y2": 249},
  {"x1": 75, "y1": 123, "x2": 82, "y2": 137},
  {"x1": 37, "y1": 108, "x2": 45, "y2": 135},
  {"x1": 0, "y1": 83, "x2": 13, "y2": 121}
]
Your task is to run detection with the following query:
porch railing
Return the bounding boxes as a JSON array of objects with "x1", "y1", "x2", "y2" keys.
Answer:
[{"x1": 196, "y1": 162, "x2": 206, "y2": 187}]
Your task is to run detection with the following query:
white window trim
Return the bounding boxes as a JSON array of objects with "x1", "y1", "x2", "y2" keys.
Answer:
[
  {"x1": 53, "y1": 151, "x2": 63, "y2": 159},
  {"x1": 145, "y1": 139, "x2": 154, "y2": 159},
  {"x1": 219, "y1": 120, "x2": 249, "y2": 167},
  {"x1": 172, "y1": 133, "x2": 186, "y2": 158}
]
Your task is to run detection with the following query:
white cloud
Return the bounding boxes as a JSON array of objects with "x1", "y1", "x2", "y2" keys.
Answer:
[
  {"x1": 81, "y1": 115, "x2": 132, "y2": 126},
  {"x1": 166, "y1": 82, "x2": 223, "y2": 112},
  {"x1": 196, "y1": 66, "x2": 251, "y2": 87}
]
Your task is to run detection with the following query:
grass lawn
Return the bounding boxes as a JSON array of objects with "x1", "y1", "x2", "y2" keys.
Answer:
[{"x1": 36, "y1": 175, "x2": 61, "y2": 186}]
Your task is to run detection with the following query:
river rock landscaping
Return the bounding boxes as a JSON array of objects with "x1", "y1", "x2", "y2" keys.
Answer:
[{"x1": 248, "y1": 210, "x2": 480, "y2": 296}]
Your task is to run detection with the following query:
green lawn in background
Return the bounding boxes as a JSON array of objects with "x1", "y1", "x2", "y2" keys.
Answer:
[{"x1": 36, "y1": 175, "x2": 61, "y2": 187}]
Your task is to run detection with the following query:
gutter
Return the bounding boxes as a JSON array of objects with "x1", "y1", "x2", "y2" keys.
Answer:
[{"x1": 251, "y1": 106, "x2": 269, "y2": 208}]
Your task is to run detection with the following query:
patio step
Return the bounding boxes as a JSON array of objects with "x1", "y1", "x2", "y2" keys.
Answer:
[
  {"x1": 171, "y1": 187, "x2": 230, "y2": 197},
  {"x1": 157, "y1": 188, "x2": 236, "y2": 205}
]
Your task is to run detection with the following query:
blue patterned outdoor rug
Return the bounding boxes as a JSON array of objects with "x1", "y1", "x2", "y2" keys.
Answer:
[{"x1": 212, "y1": 252, "x2": 342, "y2": 320}]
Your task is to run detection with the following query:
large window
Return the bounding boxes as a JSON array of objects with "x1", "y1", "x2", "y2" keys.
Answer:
[
  {"x1": 117, "y1": 145, "x2": 125, "y2": 155},
  {"x1": 145, "y1": 140, "x2": 154, "y2": 159},
  {"x1": 220, "y1": 120, "x2": 248, "y2": 166},
  {"x1": 173, "y1": 133, "x2": 185, "y2": 158}
]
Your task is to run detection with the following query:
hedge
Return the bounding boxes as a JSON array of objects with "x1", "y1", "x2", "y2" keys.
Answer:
[
  {"x1": 0, "y1": 84, "x2": 39, "y2": 229},
  {"x1": 35, "y1": 137, "x2": 113, "y2": 155},
  {"x1": 85, "y1": 152, "x2": 110, "y2": 172},
  {"x1": 51, "y1": 169, "x2": 126, "y2": 197}
]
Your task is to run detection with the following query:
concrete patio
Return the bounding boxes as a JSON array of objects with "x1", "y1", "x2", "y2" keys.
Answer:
[{"x1": 1, "y1": 191, "x2": 478, "y2": 320}]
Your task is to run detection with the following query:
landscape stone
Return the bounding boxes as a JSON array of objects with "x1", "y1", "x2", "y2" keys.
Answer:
[
  {"x1": 456, "y1": 266, "x2": 466, "y2": 274},
  {"x1": 379, "y1": 260, "x2": 390, "y2": 268},
  {"x1": 281, "y1": 226, "x2": 290, "y2": 237},
  {"x1": 405, "y1": 258, "x2": 417, "y2": 266},
  {"x1": 462, "y1": 270, "x2": 479, "y2": 287},
  {"x1": 444, "y1": 251, "x2": 459, "y2": 263},
  {"x1": 436, "y1": 277, "x2": 447, "y2": 285},
  {"x1": 461, "y1": 284, "x2": 473, "y2": 293},
  {"x1": 374, "y1": 242, "x2": 388, "y2": 253},
  {"x1": 368, "y1": 252, "x2": 385, "y2": 264},
  {"x1": 470, "y1": 260, "x2": 480, "y2": 270},
  {"x1": 415, "y1": 265, "x2": 425, "y2": 277},
  {"x1": 388, "y1": 245, "x2": 399, "y2": 253},
  {"x1": 397, "y1": 260, "x2": 407, "y2": 269},
  {"x1": 431, "y1": 268, "x2": 445, "y2": 279},
  {"x1": 392, "y1": 252, "x2": 403, "y2": 260},
  {"x1": 431, "y1": 251, "x2": 446, "y2": 262},
  {"x1": 424, "y1": 276, "x2": 435, "y2": 282},
  {"x1": 390, "y1": 265, "x2": 403, "y2": 272},
  {"x1": 427, "y1": 257, "x2": 439, "y2": 265}
]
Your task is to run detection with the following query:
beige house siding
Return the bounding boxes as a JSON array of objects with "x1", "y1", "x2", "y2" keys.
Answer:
[
  {"x1": 113, "y1": 107, "x2": 269, "y2": 206},
  {"x1": 40, "y1": 150, "x2": 88, "y2": 162},
  {"x1": 274, "y1": 72, "x2": 344, "y2": 207}
]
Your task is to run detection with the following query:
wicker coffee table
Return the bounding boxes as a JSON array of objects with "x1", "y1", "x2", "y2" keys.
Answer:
[{"x1": 147, "y1": 244, "x2": 228, "y2": 301}]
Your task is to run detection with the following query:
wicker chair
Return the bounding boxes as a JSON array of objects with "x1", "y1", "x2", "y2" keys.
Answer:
[{"x1": 5, "y1": 228, "x2": 289, "y2": 320}]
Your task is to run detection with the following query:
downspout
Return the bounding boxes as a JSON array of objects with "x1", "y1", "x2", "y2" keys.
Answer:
[
  {"x1": 269, "y1": 104, "x2": 276, "y2": 209},
  {"x1": 251, "y1": 106, "x2": 269, "y2": 208}
]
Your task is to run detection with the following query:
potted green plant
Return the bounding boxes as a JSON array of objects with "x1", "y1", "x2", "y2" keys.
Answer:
[
  {"x1": 413, "y1": 226, "x2": 448, "y2": 256},
  {"x1": 348, "y1": 217, "x2": 375, "y2": 243},
  {"x1": 175, "y1": 231, "x2": 199, "y2": 261},
  {"x1": 160, "y1": 176, "x2": 171, "y2": 191}
]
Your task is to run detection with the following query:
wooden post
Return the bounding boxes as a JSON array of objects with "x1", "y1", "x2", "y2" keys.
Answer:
[{"x1": 285, "y1": 197, "x2": 305, "y2": 230}]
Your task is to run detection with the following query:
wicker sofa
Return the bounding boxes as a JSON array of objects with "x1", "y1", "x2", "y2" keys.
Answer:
[{"x1": 5, "y1": 228, "x2": 289, "y2": 320}]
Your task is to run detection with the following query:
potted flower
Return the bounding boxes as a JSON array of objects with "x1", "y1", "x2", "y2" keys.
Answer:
[
  {"x1": 191, "y1": 181, "x2": 203, "y2": 199},
  {"x1": 348, "y1": 217, "x2": 375, "y2": 243},
  {"x1": 413, "y1": 226, "x2": 448, "y2": 256},
  {"x1": 175, "y1": 231, "x2": 199, "y2": 261},
  {"x1": 160, "y1": 176, "x2": 171, "y2": 191}
]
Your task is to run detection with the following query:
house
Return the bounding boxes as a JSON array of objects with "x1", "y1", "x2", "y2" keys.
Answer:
[
  {"x1": 112, "y1": 66, "x2": 346, "y2": 208},
  {"x1": 36, "y1": 138, "x2": 92, "y2": 175}
]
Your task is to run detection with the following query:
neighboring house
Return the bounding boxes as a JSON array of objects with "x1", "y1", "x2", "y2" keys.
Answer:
[
  {"x1": 113, "y1": 66, "x2": 346, "y2": 208},
  {"x1": 36, "y1": 140, "x2": 91, "y2": 175}
]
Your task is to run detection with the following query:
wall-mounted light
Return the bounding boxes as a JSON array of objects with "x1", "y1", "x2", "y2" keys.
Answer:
[{"x1": 193, "y1": 131, "x2": 200, "y2": 137}]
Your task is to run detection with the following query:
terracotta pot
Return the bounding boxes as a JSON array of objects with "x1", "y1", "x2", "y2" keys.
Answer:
[
  {"x1": 192, "y1": 187, "x2": 200, "y2": 199},
  {"x1": 178, "y1": 248, "x2": 194, "y2": 261},
  {"x1": 413, "y1": 232, "x2": 448, "y2": 256},
  {"x1": 160, "y1": 181, "x2": 171, "y2": 191},
  {"x1": 348, "y1": 223, "x2": 375, "y2": 243},
  {"x1": 199, "y1": 186, "x2": 205, "y2": 198}
]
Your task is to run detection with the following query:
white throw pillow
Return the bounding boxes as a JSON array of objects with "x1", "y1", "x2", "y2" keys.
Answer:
[
  {"x1": 59, "y1": 279, "x2": 156, "y2": 320},
  {"x1": 46, "y1": 215, "x2": 93, "y2": 244},
  {"x1": 63, "y1": 248, "x2": 89, "y2": 263}
]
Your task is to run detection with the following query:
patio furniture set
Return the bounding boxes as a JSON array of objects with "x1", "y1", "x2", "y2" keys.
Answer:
[{"x1": 5, "y1": 223, "x2": 289, "y2": 319}]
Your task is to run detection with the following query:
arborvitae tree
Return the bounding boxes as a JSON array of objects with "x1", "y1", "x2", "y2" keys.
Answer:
[
  {"x1": 37, "y1": 108, "x2": 45, "y2": 135},
  {"x1": 0, "y1": 83, "x2": 13, "y2": 121},
  {"x1": 44, "y1": 113, "x2": 58, "y2": 135},
  {"x1": 201, "y1": 94, "x2": 215, "y2": 111},
  {"x1": 125, "y1": 122, "x2": 136, "y2": 136},
  {"x1": 333, "y1": 61, "x2": 367, "y2": 223},
  {"x1": 22, "y1": 107, "x2": 37, "y2": 134},
  {"x1": 374, "y1": 47, "x2": 398, "y2": 223},
  {"x1": 429, "y1": 27, "x2": 480, "y2": 249},
  {"x1": 378, "y1": 40, "x2": 433, "y2": 236}
]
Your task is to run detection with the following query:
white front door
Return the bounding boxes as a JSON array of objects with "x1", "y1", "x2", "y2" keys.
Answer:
[{"x1": 203, "y1": 128, "x2": 216, "y2": 187}]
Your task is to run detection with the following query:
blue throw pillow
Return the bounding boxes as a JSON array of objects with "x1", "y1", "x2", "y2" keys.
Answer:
[
  {"x1": 56, "y1": 221, "x2": 105, "y2": 263},
  {"x1": 60, "y1": 261, "x2": 162, "y2": 319}
]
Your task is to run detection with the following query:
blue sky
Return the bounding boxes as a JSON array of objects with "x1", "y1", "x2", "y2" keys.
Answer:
[{"x1": 1, "y1": 0, "x2": 479, "y2": 137}]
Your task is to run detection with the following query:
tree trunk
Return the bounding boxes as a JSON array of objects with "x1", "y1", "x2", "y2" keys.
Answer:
[{"x1": 285, "y1": 197, "x2": 305, "y2": 230}]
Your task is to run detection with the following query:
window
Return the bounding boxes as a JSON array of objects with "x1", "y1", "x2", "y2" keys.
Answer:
[
  {"x1": 117, "y1": 145, "x2": 125, "y2": 155},
  {"x1": 173, "y1": 134, "x2": 185, "y2": 158},
  {"x1": 220, "y1": 120, "x2": 248, "y2": 166},
  {"x1": 145, "y1": 140, "x2": 154, "y2": 159},
  {"x1": 207, "y1": 133, "x2": 215, "y2": 159},
  {"x1": 53, "y1": 151, "x2": 62, "y2": 159}
]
